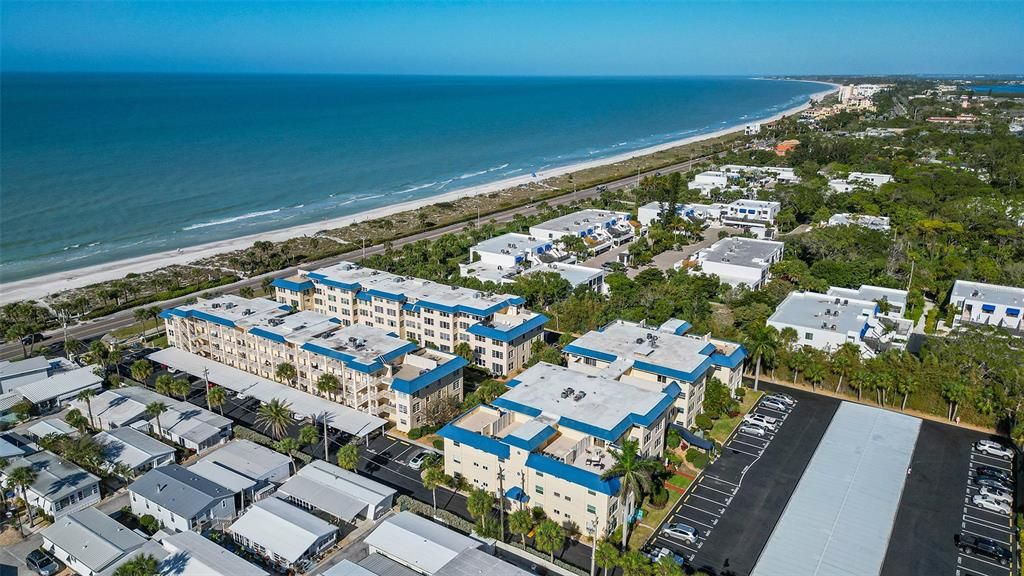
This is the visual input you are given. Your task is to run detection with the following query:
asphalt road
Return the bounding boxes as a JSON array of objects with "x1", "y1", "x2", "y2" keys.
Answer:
[{"x1": 1, "y1": 152, "x2": 721, "y2": 362}]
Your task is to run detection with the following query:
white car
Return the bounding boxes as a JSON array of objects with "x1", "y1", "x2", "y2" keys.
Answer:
[
  {"x1": 662, "y1": 523, "x2": 700, "y2": 544},
  {"x1": 738, "y1": 423, "x2": 767, "y2": 437},
  {"x1": 760, "y1": 398, "x2": 789, "y2": 412},
  {"x1": 976, "y1": 440, "x2": 1014, "y2": 460},
  {"x1": 408, "y1": 451, "x2": 428, "y2": 470},
  {"x1": 978, "y1": 485, "x2": 1013, "y2": 505},
  {"x1": 744, "y1": 413, "x2": 778, "y2": 430},
  {"x1": 973, "y1": 493, "x2": 1012, "y2": 515}
]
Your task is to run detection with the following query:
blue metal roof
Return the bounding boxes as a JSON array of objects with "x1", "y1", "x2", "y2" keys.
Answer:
[
  {"x1": 503, "y1": 423, "x2": 557, "y2": 452},
  {"x1": 562, "y1": 344, "x2": 618, "y2": 363},
  {"x1": 505, "y1": 486, "x2": 530, "y2": 503},
  {"x1": 159, "y1": 307, "x2": 236, "y2": 328},
  {"x1": 299, "y1": 340, "x2": 418, "y2": 374},
  {"x1": 249, "y1": 327, "x2": 287, "y2": 344},
  {"x1": 271, "y1": 277, "x2": 314, "y2": 292},
  {"x1": 633, "y1": 357, "x2": 713, "y2": 384},
  {"x1": 391, "y1": 356, "x2": 468, "y2": 395},
  {"x1": 526, "y1": 453, "x2": 621, "y2": 496},
  {"x1": 436, "y1": 424, "x2": 510, "y2": 459},
  {"x1": 710, "y1": 344, "x2": 747, "y2": 369},
  {"x1": 673, "y1": 321, "x2": 693, "y2": 335},
  {"x1": 465, "y1": 314, "x2": 548, "y2": 343},
  {"x1": 307, "y1": 272, "x2": 362, "y2": 291}
]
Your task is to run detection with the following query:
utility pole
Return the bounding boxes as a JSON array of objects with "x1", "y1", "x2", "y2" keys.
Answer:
[
  {"x1": 907, "y1": 259, "x2": 915, "y2": 291},
  {"x1": 203, "y1": 367, "x2": 211, "y2": 411},
  {"x1": 322, "y1": 411, "x2": 330, "y2": 460},
  {"x1": 587, "y1": 517, "x2": 598, "y2": 576},
  {"x1": 497, "y1": 466, "x2": 506, "y2": 541},
  {"x1": 361, "y1": 237, "x2": 367, "y2": 260}
]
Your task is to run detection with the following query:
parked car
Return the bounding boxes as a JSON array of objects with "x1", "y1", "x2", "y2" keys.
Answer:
[
  {"x1": 766, "y1": 393, "x2": 796, "y2": 407},
  {"x1": 972, "y1": 493, "x2": 1012, "y2": 515},
  {"x1": 743, "y1": 413, "x2": 778, "y2": 430},
  {"x1": 760, "y1": 398, "x2": 789, "y2": 412},
  {"x1": 662, "y1": 523, "x2": 700, "y2": 544},
  {"x1": 408, "y1": 451, "x2": 427, "y2": 470},
  {"x1": 25, "y1": 550, "x2": 62, "y2": 576},
  {"x1": 976, "y1": 465, "x2": 1012, "y2": 484},
  {"x1": 975, "y1": 440, "x2": 1014, "y2": 460},
  {"x1": 738, "y1": 423, "x2": 768, "y2": 437},
  {"x1": 956, "y1": 534, "x2": 1013, "y2": 566},
  {"x1": 978, "y1": 485, "x2": 1013, "y2": 505},
  {"x1": 643, "y1": 546, "x2": 686, "y2": 565},
  {"x1": 974, "y1": 475, "x2": 1013, "y2": 492}
]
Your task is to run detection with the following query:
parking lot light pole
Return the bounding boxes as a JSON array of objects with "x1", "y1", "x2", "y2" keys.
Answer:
[{"x1": 586, "y1": 518, "x2": 597, "y2": 576}]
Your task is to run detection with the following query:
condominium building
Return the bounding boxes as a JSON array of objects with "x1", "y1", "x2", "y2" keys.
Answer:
[
  {"x1": 161, "y1": 294, "x2": 468, "y2": 432},
  {"x1": 528, "y1": 209, "x2": 635, "y2": 255},
  {"x1": 827, "y1": 172, "x2": 894, "y2": 194},
  {"x1": 638, "y1": 200, "x2": 781, "y2": 235},
  {"x1": 271, "y1": 262, "x2": 547, "y2": 376},
  {"x1": 438, "y1": 362, "x2": 677, "y2": 536},
  {"x1": 683, "y1": 237, "x2": 785, "y2": 290},
  {"x1": 562, "y1": 319, "x2": 746, "y2": 426},
  {"x1": 949, "y1": 280, "x2": 1024, "y2": 335},
  {"x1": 458, "y1": 232, "x2": 606, "y2": 293},
  {"x1": 826, "y1": 213, "x2": 892, "y2": 232},
  {"x1": 768, "y1": 286, "x2": 913, "y2": 357}
]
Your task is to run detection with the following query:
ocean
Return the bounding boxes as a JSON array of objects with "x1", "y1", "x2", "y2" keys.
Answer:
[{"x1": 0, "y1": 74, "x2": 822, "y2": 283}]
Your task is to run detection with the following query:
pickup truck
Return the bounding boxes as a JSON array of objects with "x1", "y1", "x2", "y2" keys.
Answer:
[{"x1": 955, "y1": 534, "x2": 1012, "y2": 566}]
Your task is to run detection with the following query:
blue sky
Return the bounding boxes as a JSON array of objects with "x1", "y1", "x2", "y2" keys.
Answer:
[{"x1": 2, "y1": 1, "x2": 1021, "y2": 75}]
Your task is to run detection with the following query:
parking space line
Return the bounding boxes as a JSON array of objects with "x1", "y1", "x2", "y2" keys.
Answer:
[
  {"x1": 734, "y1": 432, "x2": 769, "y2": 444},
  {"x1": 723, "y1": 444, "x2": 761, "y2": 458},
  {"x1": 971, "y1": 451, "x2": 1014, "y2": 466},
  {"x1": 702, "y1": 475, "x2": 739, "y2": 487},
  {"x1": 697, "y1": 483, "x2": 735, "y2": 498},
  {"x1": 671, "y1": 515, "x2": 716, "y2": 529},
  {"x1": 964, "y1": 504, "x2": 1012, "y2": 519},
  {"x1": 961, "y1": 528, "x2": 1013, "y2": 544},
  {"x1": 971, "y1": 456, "x2": 1013, "y2": 471},
  {"x1": 963, "y1": 514, "x2": 1015, "y2": 534},
  {"x1": 958, "y1": 553, "x2": 1012, "y2": 573},
  {"x1": 681, "y1": 503, "x2": 722, "y2": 518},
  {"x1": 689, "y1": 492, "x2": 728, "y2": 508},
  {"x1": 729, "y1": 438, "x2": 766, "y2": 451}
]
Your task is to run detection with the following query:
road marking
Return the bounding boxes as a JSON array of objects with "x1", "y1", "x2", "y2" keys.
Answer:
[
  {"x1": 735, "y1": 431, "x2": 769, "y2": 442},
  {"x1": 971, "y1": 451, "x2": 1014, "y2": 466},
  {"x1": 729, "y1": 438, "x2": 767, "y2": 451},
  {"x1": 961, "y1": 528, "x2": 1014, "y2": 545},
  {"x1": 671, "y1": 515, "x2": 716, "y2": 529},
  {"x1": 703, "y1": 475, "x2": 739, "y2": 487},
  {"x1": 698, "y1": 484, "x2": 735, "y2": 498},
  {"x1": 689, "y1": 492, "x2": 728, "y2": 508},
  {"x1": 958, "y1": 552, "x2": 1012, "y2": 573},
  {"x1": 971, "y1": 454, "x2": 1013, "y2": 471},
  {"x1": 724, "y1": 445, "x2": 761, "y2": 458},
  {"x1": 681, "y1": 503, "x2": 722, "y2": 518},
  {"x1": 964, "y1": 504, "x2": 1012, "y2": 517},
  {"x1": 963, "y1": 514, "x2": 1014, "y2": 534}
]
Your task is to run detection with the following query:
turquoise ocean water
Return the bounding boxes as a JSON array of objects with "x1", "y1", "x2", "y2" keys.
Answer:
[{"x1": 0, "y1": 75, "x2": 822, "y2": 282}]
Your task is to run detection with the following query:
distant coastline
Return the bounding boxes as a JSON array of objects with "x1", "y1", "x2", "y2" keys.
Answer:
[{"x1": 0, "y1": 80, "x2": 837, "y2": 305}]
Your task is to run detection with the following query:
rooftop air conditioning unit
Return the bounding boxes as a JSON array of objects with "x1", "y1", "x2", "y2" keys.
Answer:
[
  {"x1": 573, "y1": 391, "x2": 587, "y2": 401},
  {"x1": 635, "y1": 338, "x2": 645, "y2": 344}
]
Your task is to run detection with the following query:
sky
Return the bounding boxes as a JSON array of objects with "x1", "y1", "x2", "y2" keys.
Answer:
[{"x1": 2, "y1": 1, "x2": 1022, "y2": 76}]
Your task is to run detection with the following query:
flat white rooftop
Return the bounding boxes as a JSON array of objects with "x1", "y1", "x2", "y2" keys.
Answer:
[
  {"x1": 567, "y1": 320, "x2": 711, "y2": 377},
  {"x1": 769, "y1": 291, "x2": 875, "y2": 335},
  {"x1": 472, "y1": 232, "x2": 550, "y2": 256},
  {"x1": 751, "y1": 402, "x2": 921, "y2": 576},
  {"x1": 826, "y1": 285, "x2": 907, "y2": 310},
  {"x1": 696, "y1": 237, "x2": 783, "y2": 267},
  {"x1": 951, "y1": 280, "x2": 1024, "y2": 308},
  {"x1": 530, "y1": 209, "x2": 629, "y2": 237}
]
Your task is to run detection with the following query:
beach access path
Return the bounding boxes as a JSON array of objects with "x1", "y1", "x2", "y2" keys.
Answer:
[{"x1": 0, "y1": 151, "x2": 714, "y2": 362}]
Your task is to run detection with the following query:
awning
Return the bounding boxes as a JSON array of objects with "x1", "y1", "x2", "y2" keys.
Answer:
[
  {"x1": 505, "y1": 486, "x2": 530, "y2": 503},
  {"x1": 981, "y1": 304, "x2": 997, "y2": 313},
  {"x1": 673, "y1": 424, "x2": 714, "y2": 451}
]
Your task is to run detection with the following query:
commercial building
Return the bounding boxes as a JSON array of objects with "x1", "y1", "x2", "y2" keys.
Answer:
[
  {"x1": 188, "y1": 439, "x2": 292, "y2": 506},
  {"x1": 767, "y1": 286, "x2": 913, "y2": 357},
  {"x1": 439, "y1": 361, "x2": 678, "y2": 536},
  {"x1": 563, "y1": 319, "x2": 746, "y2": 424},
  {"x1": 160, "y1": 295, "x2": 468, "y2": 432},
  {"x1": 826, "y1": 213, "x2": 891, "y2": 232},
  {"x1": 94, "y1": 426, "x2": 176, "y2": 478},
  {"x1": 684, "y1": 237, "x2": 785, "y2": 290},
  {"x1": 0, "y1": 450, "x2": 100, "y2": 518},
  {"x1": 42, "y1": 507, "x2": 149, "y2": 576},
  {"x1": 949, "y1": 280, "x2": 1024, "y2": 335},
  {"x1": 458, "y1": 232, "x2": 605, "y2": 293},
  {"x1": 229, "y1": 497, "x2": 338, "y2": 570},
  {"x1": 528, "y1": 209, "x2": 635, "y2": 254},
  {"x1": 271, "y1": 264, "x2": 547, "y2": 377},
  {"x1": 73, "y1": 386, "x2": 231, "y2": 453},
  {"x1": 128, "y1": 464, "x2": 237, "y2": 532},
  {"x1": 276, "y1": 459, "x2": 396, "y2": 523},
  {"x1": 827, "y1": 172, "x2": 894, "y2": 194}
]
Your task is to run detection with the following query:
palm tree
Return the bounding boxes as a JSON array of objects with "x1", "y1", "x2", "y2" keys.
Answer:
[
  {"x1": 207, "y1": 386, "x2": 227, "y2": 415},
  {"x1": 601, "y1": 439, "x2": 660, "y2": 549},
  {"x1": 65, "y1": 408, "x2": 89, "y2": 433},
  {"x1": 895, "y1": 353, "x2": 920, "y2": 411},
  {"x1": 804, "y1": 356, "x2": 827, "y2": 391},
  {"x1": 595, "y1": 541, "x2": 620, "y2": 576},
  {"x1": 77, "y1": 389, "x2": 97, "y2": 429},
  {"x1": 64, "y1": 338, "x2": 83, "y2": 361},
  {"x1": 171, "y1": 379, "x2": 191, "y2": 401},
  {"x1": 256, "y1": 398, "x2": 294, "y2": 439},
  {"x1": 275, "y1": 362, "x2": 297, "y2": 386},
  {"x1": 743, "y1": 325, "x2": 778, "y2": 391},
  {"x1": 130, "y1": 360, "x2": 153, "y2": 384},
  {"x1": 108, "y1": 347, "x2": 124, "y2": 379},
  {"x1": 467, "y1": 488, "x2": 495, "y2": 522},
  {"x1": 145, "y1": 402, "x2": 167, "y2": 437},
  {"x1": 274, "y1": 437, "x2": 301, "y2": 473},
  {"x1": 155, "y1": 374, "x2": 175, "y2": 397},
  {"x1": 875, "y1": 298, "x2": 893, "y2": 316},
  {"x1": 618, "y1": 550, "x2": 650, "y2": 576},
  {"x1": 134, "y1": 308, "x2": 150, "y2": 337},
  {"x1": 508, "y1": 508, "x2": 533, "y2": 545},
  {"x1": 315, "y1": 373, "x2": 339, "y2": 401},
  {"x1": 787, "y1": 348, "x2": 809, "y2": 384},
  {"x1": 534, "y1": 519, "x2": 566, "y2": 563},
  {"x1": 298, "y1": 425, "x2": 320, "y2": 448},
  {"x1": 113, "y1": 553, "x2": 159, "y2": 576},
  {"x1": 7, "y1": 466, "x2": 38, "y2": 527},
  {"x1": 336, "y1": 444, "x2": 359, "y2": 471},
  {"x1": 848, "y1": 367, "x2": 868, "y2": 401},
  {"x1": 830, "y1": 343, "x2": 860, "y2": 392}
]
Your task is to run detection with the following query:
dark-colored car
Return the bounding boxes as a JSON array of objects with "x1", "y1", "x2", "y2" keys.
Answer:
[
  {"x1": 25, "y1": 549, "x2": 62, "y2": 576},
  {"x1": 977, "y1": 465, "x2": 1012, "y2": 484},
  {"x1": 20, "y1": 333, "x2": 44, "y2": 345},
  {"x1": 974, "y1": 475, "x2": 1013, "y2": 492},
  {"x1": 956, "y1": 534, "x2": 1012, "y2": 566}
]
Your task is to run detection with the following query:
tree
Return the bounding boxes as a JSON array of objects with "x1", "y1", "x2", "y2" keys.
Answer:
[
  {"x1": 467, "y1": 488, "x2": 495, "y2": 521},
  {"x1": 134, "y1": 308, "x2": 150, "y2": 337},
  {"x1": 207, "y1": 385, "x2": 227, "y2": 415},
  {"x1": 894, "y1": 353, "x2": 921, "y2": 411},
  {"x1": 804, "y1": 355, "x2": 827, "y2": 391},
  {"x1": 534, "y1": 519, "x2": 566, "y2": 563},
  {"x1": 64, "y1": 337, "x2": 83, "y2": 361},
  {"x1": 239, "y1": 286, "x2": 256, "y2": 298},
  {"x1": 744, "y1": 325, "x2": 779, "y2": 391},
  {"x1": 256, "y1": 398, "x2": 294, "y2": 439},
  {"x1": 145, "y1": 402, "x2": 167, "y2": 437},
  {"x1": 618, "y1": 550, "x2": 651, "y2": 576},
  {"x1": 7, "y1": 466, "x2": 38, "y2": 527},
  {"x1": 171, "y1": 379, "x2": 191, "y2": 401},
  {"x1": 454, "y1": 342, "x2": 475, "y2": 363},
  {"x1": 155, "y1": 374, "x2": 175, "y2": 397},
  {"x1": 422, "y1": 466, "x2": 447, "y2": 514},
  {"x1": 830, "y1": 343, "x2": 860, "y2": 392},
  {"x1": 595, "y1": 541, "x2": 620, "y2": 576},
  {"x1": 508, "y1": 508, "x2": 534, "y2": 545},
  {"x1": 65, "y1": 408, "x2": 89, "y2": 432},
  {"x1": 274, "y1": 437, "x2": 301, "y2": 473},
  {"x1": 336, "y1": 444, "x2": 359, "y2": 471},
  {"x1": 315, "y1": 373, "x2": 339, "y2": 401},
  {"x1": 113, "y1": 553, "x2": 160, "y2": 576},
  {"x1": 275, "y1": 362, "x2": 297, "y2": 385},
  {"x1": 77, "y1": 388, "x2": 96, "y2": 429},
  {"x1": 130, "y1": 360, "x2": 153, "y2": 384},
  {"x1": 787, "y1": 348, "x2": 809, "y2": 384},
  {"x1": 601, "y1": 439, "x2": 660, "y2": 549},
  {"x1": 655, "y1": 555, "x2": 684, "y2": 576},
  {"x1": 298, "y1": 424, "x2": 320, "y2": 448}
]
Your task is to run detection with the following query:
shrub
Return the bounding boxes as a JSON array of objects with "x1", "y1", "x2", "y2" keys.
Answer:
[
  {"x1": 694, "y1": 413, "x2": 713, "y2": 431},
  {"x1": 685, "y1": 448, "x2": 709, "y2": 469},
  {"x1": 648, "y1": 487, "x2": 670, "y2": 508},
  {"x1": 666, "y1": 429, "x2": 682, "y2": 450},
  {"x1": 408, "y1": 425, "x2": 439, "y2": 440},
  {"x1": 734, "y1": 387, "x2": 747, "y2": 400},
  {"x1": 432, "y1": 438, "x2": 444, "y2": 451},
  {"x1": 139, "y1": 514, "x2": 159, "y2": 534}
]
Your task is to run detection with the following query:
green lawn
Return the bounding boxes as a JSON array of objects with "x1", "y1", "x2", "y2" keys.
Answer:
[
  {"x1": 628, "y1": 489, "x2": 684, "y2": 550},
  {"x1": 708, "y1": 390, "x2": 763, "y2": 444},
  {"x1": 668, "y1": 474, "x2": 693, "y2": 491},
  {"x1": 111, "y1": 323, "x2": 147, "y2": 339}
]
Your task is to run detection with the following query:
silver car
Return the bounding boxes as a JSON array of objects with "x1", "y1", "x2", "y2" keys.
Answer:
[
  {"x1": 767, "y1": 393, "x2": 796, "y2": 406},
  {"x1": 760, "y1": 398, "x2": 789, "y2": 412},
  {"x1": 975, "y1": 440, "x2": 1014, "y2": 460},
  {"x1": 973, "y1": 493, "x2": 1012, "y2": 515},
  {"x1": 738, "y1": 423, "x2": 767, "y2": 437},
  {"x1": 978, "y1": 485, "x2": 1013, "y2": 505},
  {"x1": 744, "y1": 413, "x2": 778, "y2": 430},
  {"x1": 663, "y1": 522, "x2": 700, "y2": 544}
]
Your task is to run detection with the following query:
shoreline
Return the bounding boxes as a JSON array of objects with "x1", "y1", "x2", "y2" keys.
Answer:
[{"x1": 0, "y1": 81, "x2": 838, "y2": 305}]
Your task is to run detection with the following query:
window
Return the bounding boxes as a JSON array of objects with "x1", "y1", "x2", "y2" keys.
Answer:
[
  {"x1": 535, "y1": 486, "x2": 544, "y2": 494},
  {"x1": 492, "y1": 350, "x2": 503, "y2": 359},
  {"x1": 553, "y1": 492, "x2": 560, "y2": 498},
  {"x1": 804, "y1": 332, "x2": 813, "y2": 340},
  {"x1": 584, "y1": 357, "x2": 597, "y2": 367},
  {"x1": 587, "y1": 504, "x2": 596, "y2": 514},
  {"x1": 536, "y1": 472, "x2": 544, "y2": 478},
  {"x1": 587, "y1": 490, "x2": 596, "y2": 496}
]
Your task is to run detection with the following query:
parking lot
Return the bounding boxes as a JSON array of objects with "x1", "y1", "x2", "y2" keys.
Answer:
[{"x1": 651, "y1": 384, "x2": 839, "y2": 575}]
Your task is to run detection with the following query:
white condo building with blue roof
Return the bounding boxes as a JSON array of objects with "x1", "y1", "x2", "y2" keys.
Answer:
[
  {"x1": 161, "y1": 294, "x2": 467, "y2": 432},
  {"x1": 271, "y1": 262, "x2": 547, "y2": 376},
  {"x1": 439, "y1": 362, "x2": 677, "y2": 537}
]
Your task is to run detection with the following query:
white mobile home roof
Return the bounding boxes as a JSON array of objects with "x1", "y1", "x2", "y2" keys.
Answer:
[
  {"x1": 160, "y1": 529, "x2": 270, "y2": 576},
  {"x1": 751, "y1": 402, "x2": 921, "y2": 576},
  {"x1": 229, "y1": 498, "x2": 336, "y2": 564},
  {"x1": 277, "y1": 460, "x2": 395, "y2": 522},
  {"x1": 365, "y1": 511, "x2": 481, "y2": 575},
  {"x1": 95, "y1": 426, "x2": 175, "y2": 470},
  {"x1": 15, "y1": 365, "x2": 102, "y2": 404},
  {"x1": 148, "y1": 347, "x2": 385, "y2": 437},
  {"x1": 42, "y1": 507, "x2": 147, "y2": 573},
  {"x1": 27, "y1": 419, "x2": 77, "y2": 439}
]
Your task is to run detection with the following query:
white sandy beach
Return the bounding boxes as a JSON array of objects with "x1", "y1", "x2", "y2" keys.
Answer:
[{"x1": 0, "y1": 82, "x2": 838, "y2": 305}]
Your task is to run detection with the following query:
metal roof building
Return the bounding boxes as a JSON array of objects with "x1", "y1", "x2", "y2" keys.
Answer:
[
  {"x1": 14, "y1": 364, "x2": 103, "y2": 408},
  {"x1": 94, "y1": 426, "x2": 175, "y2": 475},
  {"x1": 364, "y1": 511, "x2": 482, "y2": 575},
  {"x1": 277, "y1": 459, "x2": 396, "y2": 522},
  {"x1": 751, "y1": 402, "x2": 921, "y2": 576},
  {"x1": 229, "y1": 497, "x2": 338, "y2": 566},
  {"x1": 160, "y1": 529, "x2": 270, "y2": 576},
  {"x1": 42, "y1": 507, "x2": 148, "y2": 575}
]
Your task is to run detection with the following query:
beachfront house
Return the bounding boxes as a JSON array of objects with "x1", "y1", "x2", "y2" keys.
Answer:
[
  {"x1": 458, "y1": 232, "x2": 607, "y2": 293},
  {"x1": 949, "y1": 280, "x2": 1024, "y2": 335},
  {"x1": 682, "y1": 237, "x2": 785, "y2": 290},
  {"x1": 528, "y1": 209, "x2": 635, "y2": 255}
]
